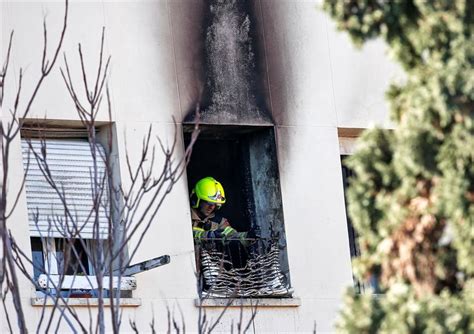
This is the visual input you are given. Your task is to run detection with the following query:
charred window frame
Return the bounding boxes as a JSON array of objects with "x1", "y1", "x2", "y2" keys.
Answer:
[{"x1": 184, "y1": 125, "x2": 292, "y2": 298}]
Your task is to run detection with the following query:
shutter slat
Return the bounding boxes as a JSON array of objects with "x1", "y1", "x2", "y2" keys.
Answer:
[{"x1": 25, "y1": 184, "x2": 108, "y2": 193}]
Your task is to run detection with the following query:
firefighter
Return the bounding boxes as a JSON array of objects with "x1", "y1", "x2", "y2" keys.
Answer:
[{"x1": 190, "y1": 176, "x2": 248, "y2": 243}]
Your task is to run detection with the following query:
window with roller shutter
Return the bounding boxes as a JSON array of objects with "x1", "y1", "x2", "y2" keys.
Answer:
[
  {"x1": 20, "y1": 127, "x2": 134, "y2": 298},
  {"x1": 21, "y1": 138, "x2": 110, "y2": 239}
]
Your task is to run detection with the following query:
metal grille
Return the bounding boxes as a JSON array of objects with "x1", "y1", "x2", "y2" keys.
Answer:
[
  {"x1": 21, "y1": 138, "x2": 110, "y2": 239},
  {"x1": 200, "y1": 241, "x2": 291, "y2": 298}
]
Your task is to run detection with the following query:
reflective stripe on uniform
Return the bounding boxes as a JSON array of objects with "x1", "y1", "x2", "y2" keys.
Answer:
[
  {"x1": 193, "y1": 227, "x2": 205, "y2": 239},
  {"x1": 222, "y1": 226, "x2": 236, "y2": 237}
]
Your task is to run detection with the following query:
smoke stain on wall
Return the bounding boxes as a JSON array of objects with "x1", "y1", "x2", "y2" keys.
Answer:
[{"x1": 184, "y1": 0, "x2": 272, "y2": 125}]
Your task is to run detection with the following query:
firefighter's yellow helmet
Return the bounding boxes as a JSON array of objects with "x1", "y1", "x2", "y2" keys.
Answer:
[{"x1": 191, "y1": 177, "x2": 226, "y2": 209}]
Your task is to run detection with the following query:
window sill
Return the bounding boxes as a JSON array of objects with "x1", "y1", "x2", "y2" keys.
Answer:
[
  {"x1": 31, "y1": 297, "x2": 141, "y2": 307},
  {"x1": 195, "y1": 297, "x2": 301, "y2": 308}
]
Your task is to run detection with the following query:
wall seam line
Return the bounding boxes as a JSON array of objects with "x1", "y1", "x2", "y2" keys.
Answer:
[{"x1": 325, "y1": 14, "x2": 339, "y2": 127}]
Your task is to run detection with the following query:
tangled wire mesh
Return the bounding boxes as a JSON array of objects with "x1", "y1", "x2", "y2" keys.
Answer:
[{"x1": 199, "y1": 241, "x2": 291, "y2": 298}]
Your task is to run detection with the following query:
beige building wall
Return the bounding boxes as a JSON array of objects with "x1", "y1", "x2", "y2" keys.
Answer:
[{"x1": 1, "y1": 1, "x2": 400, "y2": 332}]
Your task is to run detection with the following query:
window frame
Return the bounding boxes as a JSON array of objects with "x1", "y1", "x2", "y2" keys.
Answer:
[
  {"x1": 339, "y1": 131, "x2": 380, "y2": 294},
  {"x1": 21, "y1": 123, "x2": 135, "y2": 297}
]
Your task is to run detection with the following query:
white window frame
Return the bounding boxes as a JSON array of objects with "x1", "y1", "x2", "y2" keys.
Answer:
[
  {"x1": 41, "y1": 238, "x2": 95, "y2": 277},
  {"x1": 21, "y1": 127, "x2": 135, "y2": 296},
  {"x1": 33, "y1": 229, "x2": 136, "y2": 295}
]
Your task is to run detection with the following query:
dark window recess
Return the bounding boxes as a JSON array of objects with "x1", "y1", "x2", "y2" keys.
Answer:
[
  {"x1": 341, "y1": 156, "x2": 380, "y2": 293},
  {"x1": 31, "y1": 237, "x2": 45, "y2": 281},
  {"x1": 184, "y1": 125, "x2": 292, "y2": 298},
  {"x1": 187, "y1": 135, "x2": 251, "y2": 232},
  {"x1": 341, "y1": 156, "x2": 360, "y2": 259},
  {"x1": 55, "y1": 239, "x2": 91, "y2": 276}
]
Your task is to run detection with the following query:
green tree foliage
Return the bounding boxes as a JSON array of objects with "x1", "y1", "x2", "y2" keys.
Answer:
[{"x1": 323, "y1": 1, "x2": 474, "y2": 332}]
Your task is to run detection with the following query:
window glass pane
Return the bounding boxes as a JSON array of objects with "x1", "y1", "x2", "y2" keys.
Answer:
[
  {"x1": 55, "y1": 239, "x2": 90, "y2": 275},
  {"x1": 30, "y1": 237, "x2": 44, "y2": 280}
]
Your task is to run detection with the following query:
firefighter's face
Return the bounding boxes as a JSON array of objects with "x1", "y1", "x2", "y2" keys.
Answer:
[{"x1": 199, "y1": 201, "x2": 217, "y2": 217}]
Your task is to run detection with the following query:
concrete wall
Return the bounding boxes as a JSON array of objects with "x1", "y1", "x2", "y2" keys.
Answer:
[{"x1": 1, "y1": 0, "x2": 400, "y2": 332}]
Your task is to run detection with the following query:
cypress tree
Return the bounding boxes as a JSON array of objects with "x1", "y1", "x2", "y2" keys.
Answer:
[{"x1": 323, "y1": 1, "x2": 474, "y2": 332}]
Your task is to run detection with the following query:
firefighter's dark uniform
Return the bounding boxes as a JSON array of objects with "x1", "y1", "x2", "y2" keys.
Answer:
[
  {"x1": 191, "y1": 208, "x2": 239, "y2": 241},
  {"x1": 191, "y1": 208, "x2": 250, "y2": 269}
]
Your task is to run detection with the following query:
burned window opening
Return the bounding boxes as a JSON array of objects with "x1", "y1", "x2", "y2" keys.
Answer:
[{"x1": 184, "y1": 125, "x2": 292, "y2": 298}]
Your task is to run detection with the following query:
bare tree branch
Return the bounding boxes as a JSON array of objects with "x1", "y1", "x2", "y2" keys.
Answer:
[
  {"x1": 0, "y1": 2, "x2": 69, "y2": 332},
  {"x1": 0, "y1": 31, "x2": 14, "y2": 107}
]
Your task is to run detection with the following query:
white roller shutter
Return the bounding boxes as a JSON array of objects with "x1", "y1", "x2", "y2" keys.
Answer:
[{"x1": 21, "y1": 138, "x2": 110, "y2": 239}]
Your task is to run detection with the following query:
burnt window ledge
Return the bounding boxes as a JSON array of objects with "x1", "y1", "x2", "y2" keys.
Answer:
[
  {"x1": 195, "y1": 297, "x2": 301, "y2": 308},
  {"x1": 31, "y1": 297, "x2": 141, "y2": 307}
]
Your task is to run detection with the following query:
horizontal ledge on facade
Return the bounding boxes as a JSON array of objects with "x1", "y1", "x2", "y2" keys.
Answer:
[
  {"x1": 31, "y1": 298, "x2": 141, "y2": 307},
  {"x1": 195, "y1": 297, "x2": 301, "y2": 308}
]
